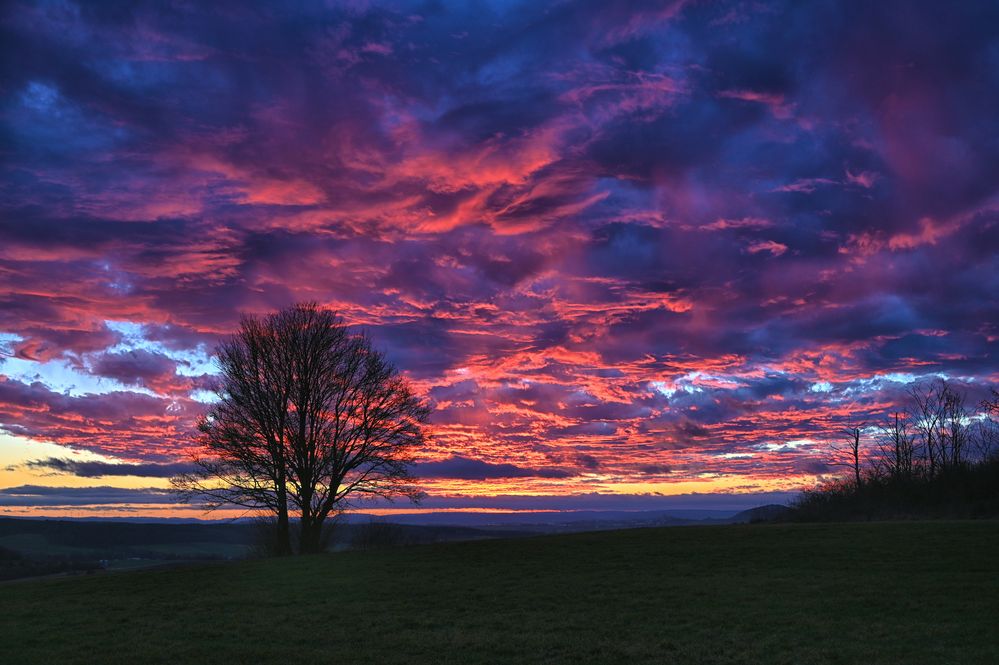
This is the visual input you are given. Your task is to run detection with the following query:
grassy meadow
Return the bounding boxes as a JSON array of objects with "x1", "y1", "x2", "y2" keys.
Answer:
[{"x1": 2, "y1": 521, "x2": 998, "y2": 664}]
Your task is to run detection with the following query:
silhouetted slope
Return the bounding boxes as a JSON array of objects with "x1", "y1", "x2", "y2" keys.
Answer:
[
  {"x1": 791, "y1": 459, "x2": 999, "y2": 522},
  {"x1": 0, "y1": 518, "x2": 532, "y2": 575},
  {"x1": 730, "y1": 504, "x2": 792, "y2": 523}
]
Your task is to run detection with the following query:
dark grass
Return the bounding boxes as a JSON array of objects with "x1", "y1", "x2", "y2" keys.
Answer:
[{"x1": 2, "y1": 521, "x2": 998, "y2": 664}]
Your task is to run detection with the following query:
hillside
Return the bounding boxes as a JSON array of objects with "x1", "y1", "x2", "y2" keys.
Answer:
[
  {"x1": 0, "y1": 507, "x2": 772, "y2": 580},
  {"x1": 730, "y1": 504, "x2": 793, "y2": 523},
  {"x1": 0, "y1": 517, "x2": 533, "y2": 579},
  {"x1": 2, "y1": 521, "x2": 998, "y2": 664}
]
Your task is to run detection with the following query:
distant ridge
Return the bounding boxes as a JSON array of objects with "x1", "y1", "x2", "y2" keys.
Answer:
[{"x1": 731, "y1": 504, "x2": 792, "y2": 523}]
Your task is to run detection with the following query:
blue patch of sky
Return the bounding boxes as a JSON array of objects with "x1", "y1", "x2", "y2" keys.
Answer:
[
  {"x1": 840, "y1": 372, "x2": 943, "y2": 396},
  {"x1": 189, "y1": 389, "x2": 220, "y2": 404},
  {"x1": 1, "y1": 355, "x2": 148, "y2": 397},
  {"x1": 105, "y1": 321, "x2": 215, "y2": 375},
  {"x1": 1, "y1": 323, "x2": 216, "y2": 398},
  {"x1": 0, "y1": 332, "x2": 19, "y2": 356},
  {"x1": 9, "y1": 81, "x2": 128, "y2": 155}
]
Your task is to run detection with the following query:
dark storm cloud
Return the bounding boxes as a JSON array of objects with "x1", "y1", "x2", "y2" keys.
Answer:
[
  {"x1": 25, "y1": 457, "x2": 197, "y2": 478},
  {"x1": 88, "y1": 349, "x2": 179, "y2": 390},
  {"x1": 0, "y1": 485, "x2": 178, "y2": 506},
  {"x1": 412, "y1": 456, "x2": 574, "y2": 481}
]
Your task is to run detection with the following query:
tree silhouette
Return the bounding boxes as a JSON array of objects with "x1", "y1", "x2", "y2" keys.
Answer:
[
  {"x1": 174, "y1": 303, "x2": 428, "y2": 554},
  {"x1": 829, "y1": 425, "x2": 865, "y2": 488},
  {"x1": 808, "y1": 382, "x2": 999, "y2": 521},
  {"x1": 977, "y1": 389, "x2": 999, "y2": 460},
  {"x1": 875, "y1": 412, "x2": 915, "y2": 481}
]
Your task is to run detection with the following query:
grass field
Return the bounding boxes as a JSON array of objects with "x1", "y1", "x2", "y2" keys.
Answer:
[{"x1": 2, "y1": 521, "x2": 998, "y2": 664}]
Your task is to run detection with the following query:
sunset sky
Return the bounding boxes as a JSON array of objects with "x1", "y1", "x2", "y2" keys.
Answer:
[{"x1": 1, "y1": 1, "x2": 997, "y2": 519}]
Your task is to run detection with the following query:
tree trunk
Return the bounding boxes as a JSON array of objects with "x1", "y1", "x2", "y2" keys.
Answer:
[
  {"x1": 275, "y1": 470, "x2": 292, "y2": 556},
  {"x1": 927, "y1": 432, "x2": 936, "y2": 477},
  {"x1": 299, "y1": 515, "x2": 323, "y2": 554},
  {"x1": 850, "y1": 428, "x2": 862, "y2": 488}
]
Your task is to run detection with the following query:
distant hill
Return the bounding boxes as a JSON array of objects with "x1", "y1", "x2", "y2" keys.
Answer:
[
  {"x1": 0, "y1": 505, "x2": 794, "y2": 580},
  {"x1": 0, "y1": 517, "x2": 533, "y2": 579},
  {"x1": 731, "y1": 504, "x2": 792, "y2": 523},
  {"x1": 344, "y1": 508, "x2": 741, "y2": 529}
]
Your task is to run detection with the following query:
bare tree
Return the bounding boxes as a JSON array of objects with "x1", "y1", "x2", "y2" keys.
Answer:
[
  {"x1": 829, "y1": 425, "x2": 865, "y2": 488},
  {"x1": 175, "y1": 303, "x2": 429, "y2": 554},
  {"x1": 875, "y1": 412, "x2": 915, "y2": 481},
  {"x1": 986, "y1": 389, "x2": 999, "y2": 414},
  {"x1": 908, "y1": 381, "x2": 941, "y2": 477},
  {"x1": 938, "y1": 381, "x2": 971, "y2": 469},
  {"x1": 974, "y1": 389, "x2": 999, "y2": 461},
  {"x1": 174, "y1": 314, "x2": 296, "y2": 555},
  {"x1": 279, "y1": 305, "x2": 429, "y2": 553}
]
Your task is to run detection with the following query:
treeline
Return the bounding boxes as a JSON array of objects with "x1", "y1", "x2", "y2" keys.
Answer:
[
  {"x1": 0, "y1": 546, "x2": 103, "y2": 581},
  {"x1": 794, "y1": 380, "x2": 999, "y2": 521}
]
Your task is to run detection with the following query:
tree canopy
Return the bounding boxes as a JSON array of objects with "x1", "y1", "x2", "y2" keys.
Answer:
[{"x1": 175, "y1": 303, "x2": 429, "y2": 554}]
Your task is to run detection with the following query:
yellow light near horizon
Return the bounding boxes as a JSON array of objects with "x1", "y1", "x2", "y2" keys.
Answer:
[
  {"x1": 0, "y1": 433, "x2": 172, "y2": 492},
  {"x1": 602, "y1": 475, "x2": 810, "y2": 496},
  {"x1": 0, "y1": 504, "x2": 250, "y2": 521},
  {"x1": 0, "y1": 432, "x2": 820, "y2": 521}
]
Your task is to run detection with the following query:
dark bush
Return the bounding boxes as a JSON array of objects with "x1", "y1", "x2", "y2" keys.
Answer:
[{"x1": 792, "y1": 458, "x2": 999, "y2": 521}]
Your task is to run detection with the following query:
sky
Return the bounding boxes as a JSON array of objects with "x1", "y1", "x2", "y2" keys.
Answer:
[{"x1": 1, "y1": 0, "x2": 998, "y2": 519}]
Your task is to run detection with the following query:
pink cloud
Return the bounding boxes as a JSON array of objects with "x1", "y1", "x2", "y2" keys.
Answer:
[{"x1": 745, "y1": 240, "x2": 788, "y2": 256}]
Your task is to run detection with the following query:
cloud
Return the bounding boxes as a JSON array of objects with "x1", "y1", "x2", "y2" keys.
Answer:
[
  {"x1": 0, "y1": 376, "x2": 200, "y2": 459},
  {"x1": 359, "y1": 491, "x2": 800, "y2": 513},
  {"x1": 0, "y1": 485, "x2": 179, "y2": 507},
  {"x1": 87, "y1": 349, "x2": 181, "y2": 393},
  {"x1": 745, "y1": 240, "x2": 788, "y2": 257},
  {"x1": 0, "y1": 0, "x2": 997, "y2": 512},
  {"x1": 412, "y1": 456, "x2": 573, "y2": 480},
  {"x1": 25, "y1": 458, "x2": 196, "y2": 478}
]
